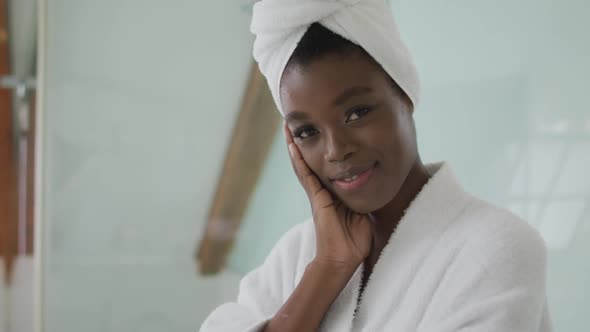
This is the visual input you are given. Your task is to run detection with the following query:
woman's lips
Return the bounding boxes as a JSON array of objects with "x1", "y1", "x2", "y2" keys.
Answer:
[{"x1": 332, "y1": 165, "x2": 375, "y2": 191}]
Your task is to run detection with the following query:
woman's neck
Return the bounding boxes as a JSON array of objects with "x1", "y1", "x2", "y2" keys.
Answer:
[{"x1": 368, "y1": 157, "x2": 431, "y2": 258}]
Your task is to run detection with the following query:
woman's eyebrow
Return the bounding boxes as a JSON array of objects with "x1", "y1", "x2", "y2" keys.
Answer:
[
  {"x1": 332, "y1": 86, "x2": 373, "y2": 107},
  {"x1": 285, "y1": 111, "x2": 309, "y2": 123}
]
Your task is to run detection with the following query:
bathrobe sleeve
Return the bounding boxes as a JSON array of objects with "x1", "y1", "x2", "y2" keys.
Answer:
[
  {"x1": 418, "y1": 212, "x2": 552, "y2": 332},
  {"x1": 199, "y1": 222, "x2": 310, "y2": 332}
]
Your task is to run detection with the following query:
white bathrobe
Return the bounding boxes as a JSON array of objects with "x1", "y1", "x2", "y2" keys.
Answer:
[{"x1": 200, "y1": 163, "x2": 552, "y2": 331}]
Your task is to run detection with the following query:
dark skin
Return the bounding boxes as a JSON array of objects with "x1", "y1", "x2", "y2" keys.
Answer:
[
  {"x1": 262, "y1": 51, "x2": 431, "y2": 332},
  {"x1": 282, "y1": 51, "x2": 431, "y2": 280}
]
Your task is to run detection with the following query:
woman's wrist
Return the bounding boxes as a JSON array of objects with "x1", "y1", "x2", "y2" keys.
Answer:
[
  {"x1": 264, "y1": 257, "x2": 358, "y2": 332},
  {"x1": 308, "y1": 258, "x2": 360, "y2": 283}
]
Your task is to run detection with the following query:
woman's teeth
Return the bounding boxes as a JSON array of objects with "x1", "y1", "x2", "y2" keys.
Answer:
[
  {"x1": 342, "y1": 175, "x2": 359, "y2": 182},
  {"x1": 332, "y1": 166, "x2": 375, "y2": 191}
]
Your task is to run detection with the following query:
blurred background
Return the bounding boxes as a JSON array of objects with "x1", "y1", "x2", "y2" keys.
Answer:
[{"x1": 0, "y1": 0, "x2": 588, "y2": 331}]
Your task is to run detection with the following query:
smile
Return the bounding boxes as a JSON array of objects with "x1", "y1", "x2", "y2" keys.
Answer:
[{"x1": 331, "y1": 164, "x2": 376, "y2": 192}]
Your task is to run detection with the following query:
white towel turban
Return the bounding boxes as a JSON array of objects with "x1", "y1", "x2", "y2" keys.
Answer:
[{"x1": 250, "y1": 0, "x2": 420, "y2": 115}]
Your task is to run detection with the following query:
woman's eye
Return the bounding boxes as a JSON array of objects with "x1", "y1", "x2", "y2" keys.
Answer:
[
  {"x1": 345, "y1": 107, "x2": 371, "y2": 123},
  {"x1": 294, "y1": 126, "x2": 318, "y2": 139}
]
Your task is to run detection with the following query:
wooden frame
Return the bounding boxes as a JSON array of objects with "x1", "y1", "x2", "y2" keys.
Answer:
[
  {"x1": 196, "y1": 63, "x2": 281, "y2": 275},
  {"x1": 0, "y1": 0, "x2": 17, "y2": 285},
  {"x1": 0, "y1": 0, "x2": 36, "y2": 286}
]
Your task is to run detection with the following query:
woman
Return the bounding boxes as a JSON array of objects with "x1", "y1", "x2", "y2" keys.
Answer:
[{"x1": 201, "y1": 0, "x2": 551, "y2": 331}]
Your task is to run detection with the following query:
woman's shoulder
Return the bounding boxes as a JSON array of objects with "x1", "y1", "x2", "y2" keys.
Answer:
[
  {"x1": 463, "y1": 196, "x2": 544, "y2": 244},
  {"x1": 451, "y1": 195, "x2": 547, "y2": 275}
]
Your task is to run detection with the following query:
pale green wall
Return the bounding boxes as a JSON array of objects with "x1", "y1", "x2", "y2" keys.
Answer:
[{"x1": 43, "y1": 0, "x2": 254, "y2": 331}]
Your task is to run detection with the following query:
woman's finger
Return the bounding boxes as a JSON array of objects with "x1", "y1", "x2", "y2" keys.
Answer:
[{"x1": 283, "y1": 123, "x2": 325, "y2": 201}]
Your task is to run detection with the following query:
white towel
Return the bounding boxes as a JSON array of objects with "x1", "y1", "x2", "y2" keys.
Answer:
[{"x1": 250, "y1": 0, "x2": 420, "y2": 115}]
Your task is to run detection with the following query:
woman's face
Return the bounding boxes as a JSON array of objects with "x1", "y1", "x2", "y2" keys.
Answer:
[{"x1": 280, "y1": 52, "x2": 419, "y2": 214}]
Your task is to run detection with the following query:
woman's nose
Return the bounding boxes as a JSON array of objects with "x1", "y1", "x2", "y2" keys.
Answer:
[{"x1": 324, "y1": 129, "x2": 355, "y2": 163}]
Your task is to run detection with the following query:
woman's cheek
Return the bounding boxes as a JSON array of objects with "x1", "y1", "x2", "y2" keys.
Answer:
[{"x1": 300, "y1": 146, "x2": 322, "y2": 173}]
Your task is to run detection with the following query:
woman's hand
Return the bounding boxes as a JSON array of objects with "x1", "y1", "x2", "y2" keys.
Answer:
[
  {"x1": 283, "y1": 123, "x2": 373, "y2": 272},
  {"x1": 259, "y1": 123, "x2": 374, "y2": 332}
]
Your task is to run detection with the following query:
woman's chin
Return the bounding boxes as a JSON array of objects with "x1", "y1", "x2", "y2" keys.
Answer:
[{"x1": 341, "y1": 198, "x2": 383, "y2": 215}]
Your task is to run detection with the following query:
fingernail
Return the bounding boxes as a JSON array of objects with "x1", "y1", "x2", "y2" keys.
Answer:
[{"x1": 288, "y1": 143, "x2": 295, "y2": 158}]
